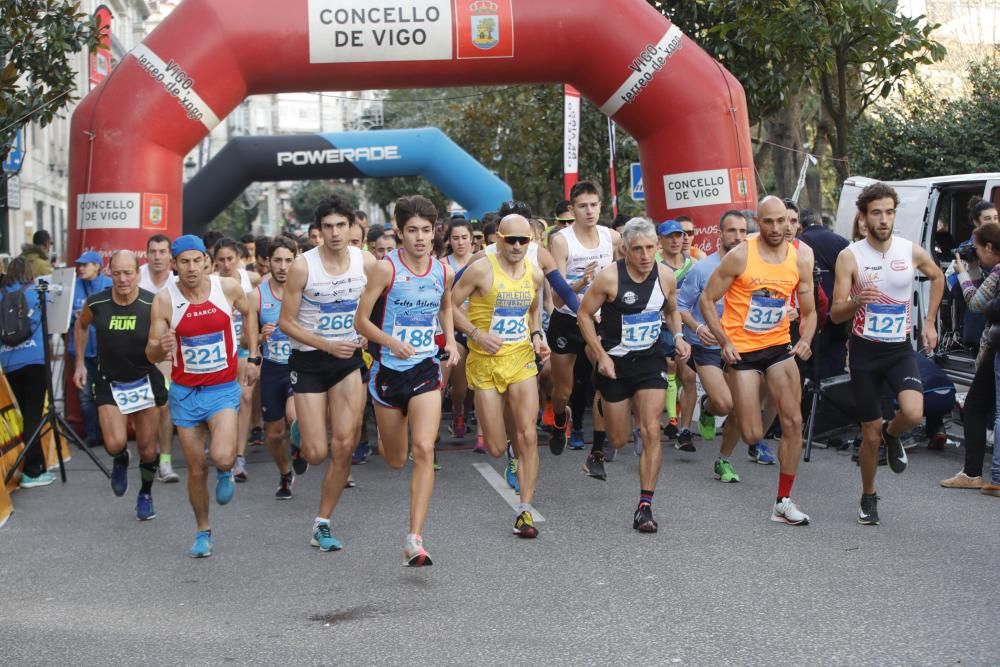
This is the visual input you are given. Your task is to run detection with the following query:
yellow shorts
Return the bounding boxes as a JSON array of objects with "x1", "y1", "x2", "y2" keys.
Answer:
[{"x1": 466, "y1": 345, "x2": 537, "y2": 394}]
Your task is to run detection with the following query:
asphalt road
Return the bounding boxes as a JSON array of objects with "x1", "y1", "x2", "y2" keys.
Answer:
[{"x1": 1, "y1": 423, "x2": 996, "y2": 666}]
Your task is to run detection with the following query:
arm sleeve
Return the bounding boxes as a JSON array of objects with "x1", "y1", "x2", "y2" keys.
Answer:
[{"x1": 545, "y1": 270, "x2": 579, "y2": 313}]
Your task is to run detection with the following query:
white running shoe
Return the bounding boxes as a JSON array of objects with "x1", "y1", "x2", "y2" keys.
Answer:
[
  {"x1": 771, "y1": 497, "x2": 810, "y2": 526},
  {"x1": 157, "y1": 461, "x2": 179, "y2": 483}
]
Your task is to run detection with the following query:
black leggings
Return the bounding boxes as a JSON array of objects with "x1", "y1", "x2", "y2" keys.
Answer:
[
  {"x1": 7, "y1": 364, "x2": 48, "y2": 477},
  {"x1": 962, "y1": 347, "x2": 996, "y2": 478}
]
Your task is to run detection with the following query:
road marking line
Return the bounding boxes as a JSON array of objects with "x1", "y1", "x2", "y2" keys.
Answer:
[{"x1": 473, "y1": 463, "x2": 545, "y2": 522}]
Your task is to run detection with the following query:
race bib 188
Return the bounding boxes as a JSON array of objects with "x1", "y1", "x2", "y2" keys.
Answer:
[{"x1": 392, "y1": 313, "x2": 436, "y2": 356}]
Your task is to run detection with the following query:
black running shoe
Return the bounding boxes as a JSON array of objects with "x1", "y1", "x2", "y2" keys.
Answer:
[
  {"x1": 548, "y1": 421, "x2": 567, "y2": 456},
  {"x1": 633, "y1": 503, "x2": 658, "y2": 533},
  {"x1": 275, "y1": 472, "x2": 294, "y2": 500},
  {"x1": 858, "y1": 493, "x2": 880, "y2": 525},
  {"x1": 663, "y1": 419, "x2": 678, "y2": 440},
  {"x1": 883, "y1": 423, "x2": 907, "y2": 474},
  {"x1": 291, "y1": 447, "x2": 308, "y2": 476},
  {"x1": 584, "y1": 451, "x2": 607, "y2": 480},
  {"x1": 674, "y1": 429, "x2": 696, "y2": 452}
]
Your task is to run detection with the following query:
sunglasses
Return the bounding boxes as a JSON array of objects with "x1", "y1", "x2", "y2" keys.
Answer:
[
  {"x1": 498, "y1": 232, "x2": 531, "y2": 246},
  {"x1": 681, "y1": 229, "x2": 695, "y2": 236}
]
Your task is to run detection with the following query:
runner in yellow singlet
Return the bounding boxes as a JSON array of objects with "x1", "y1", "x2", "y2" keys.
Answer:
[{"x1": 451, "y1": 214, "x2": 549, "y2": 539}]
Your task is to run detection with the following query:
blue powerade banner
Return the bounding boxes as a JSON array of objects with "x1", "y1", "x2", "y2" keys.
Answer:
[{"x1": 183, "y1": 128, "x2": 512, "y2": 233}]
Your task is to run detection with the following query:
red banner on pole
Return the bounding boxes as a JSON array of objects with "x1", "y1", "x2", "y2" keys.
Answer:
[
  {"x1": 89, "y1": 6, "x2": 113, "y2": 91},
  {"x1": 563, "y1": 84, "x2": 580, "y2": 199}
]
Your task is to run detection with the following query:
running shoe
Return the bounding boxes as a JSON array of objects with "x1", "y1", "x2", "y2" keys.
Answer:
[
  {"x1": 157, "y1": 460, "x2": 179, "y2": 483},
  {"x1": 248, "y1": 426, "x2": 264, "y2": 447},
  {"x1": 111, "y1": 450, "x2": 130, "y2": 497},
  {"x1": 698, "y1": 395, "x2": 717, "y2": 440},
  {"x1": 449, "y1": 415, "x2": 467, "y2": 438},
  {"x1": 215, "y1": 470, "x2": 235, "y2": 505},
  {"x1": 290, "y1": 420, "x2": 309, "y2": 475},
  {"x1": 310, "y1": 522, "x2": 343, "y2": 551},
  {"x1": 233, "y1": 455, "x2": 248, "y2": 483},
  {"x1": 434, "y1": 448, "x2": 442, "y2": 471},
  {"x1": 404, "y1": 536, "x2": 433, "y2": 567},
  {"x1": 883, "y1": 423, "x2": 907, "y2": 474},
  {"x1": 513, "y1": 510, "x2": 538, "y2": 538},
  {"x1": 749, "y1": 442, "x2": 776, "y2": 465},
  {"x1": 548, "y1": 407, "x2": 571, "y2": 455},
  {"x1": 663, "y1": 418, "x2": 679, "y2": 440},
  {"x1": 473, "y1": 434, "x2": 487, "y2": 453},
  {"x1": 632, "y1": 428, "x2": 644, "y2": 456},
  {"x1": 136, "y1": 492, "x2": 156, "y2": 521},
  {"x1": 771, "y1": 497, "x2": 810, "y2": 526},
  {"x1": 584, "y1": 451, "x2": 607, "y2": 481},
  {"x1": 603, "y1": 442, "x2": 618, "y2": 462},
  {"x1": 275, "y1": 472, "x2": 294, "y2": 499},
  {"x1": 675, "y1": 429, "x2": 696, "y2": 452},
  {"x1": 633, "y1": 503, "x2": 658, "y2": 533},
  {"x1": 940, "y1": 471, "x2": 983, "y2": 489},
  {"x1": 18, "y1": 471, "x2": 56, "y2": 488},
  {"x1": 858, "y1": 494, "x2": 880, "y2": 525},
  {"x1": 568, "y1": 430, "x2": 585, "y2": 450},
  {"x1": 352, "y1": 441, "x2": 371, "y2": 465},
  {"x1": 189, "y1": 530, "x2": 213, "y2": 558},
  {"x1": 345, "y1": 474, "x2": 357, "y2": 489},
  {"x1": 505, "y1": 451, "x2": 520, "y2": 494},
  {"x1": 713, "y1": 458, "x2": 740, "y2": 483},
  {"x1": 981, "y1": 483, "x2": 1000, "y2": 497}
]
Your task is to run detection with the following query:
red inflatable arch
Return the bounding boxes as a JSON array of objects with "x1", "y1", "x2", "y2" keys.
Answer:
[{"x1": 68, "y1": 0, "x2": 756, "y2": 257}]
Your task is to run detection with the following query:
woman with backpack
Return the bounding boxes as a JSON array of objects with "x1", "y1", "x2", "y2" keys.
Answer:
[{"x1": 0, "y1": 258, "x2": 52, "y2": 488}]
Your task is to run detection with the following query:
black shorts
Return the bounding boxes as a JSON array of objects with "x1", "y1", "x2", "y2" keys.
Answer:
[
  {"x1": 594, "y1": 350, "x2": 668, "y2": 403},
  {"x1": 369, "y1": 357, "x2": 442, "y2": 415},
  {"x1": 848, "y1": 336, "x2": 923, "y2": 422},
  {"x1": 288, "y1": 349, "x2": 363, "y2": 394},
  {"x1": 688, "y1": 343, "x2": 723, "y2": 371},
  {"x1": 547, "y1": 311, "x2": 585, "y2": 356},
  {"x1": 455, "y1": 331, "x2": 468, "y2": 349},
  {"x1": 93, "y1": 369, "x2": 168, "y2": 409},
  {"x1": 726, "y1": 343, "x2": 793, "y2": 374},
  {"x1": 260, "y1": 360, "x2": 293, "y2": 423}
]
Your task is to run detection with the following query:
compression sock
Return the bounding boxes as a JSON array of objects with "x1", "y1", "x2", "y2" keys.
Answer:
[
  {"x1": 639, "y1": 489, "x2": 654, "y2": 507},
  {"x1": 159, "y1": 453, "x2": 172, "y2": 466},
  {"x1": 777, "y1": 473, "x2": 796, "y2": 501},
  {"x1": 665, "y1": 373, "x2": 678, "y2": 419},
  {"x1": 139, "y1": 458, "x2": 157, "y2": 494},
  {"x1": 591, "y1": 430, "x2": 606, "y2": 454}
]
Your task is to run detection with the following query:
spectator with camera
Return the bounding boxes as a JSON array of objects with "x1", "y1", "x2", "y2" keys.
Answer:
[{"x1": 941, "y1": 222, "x2": 1000, "y2": 491}]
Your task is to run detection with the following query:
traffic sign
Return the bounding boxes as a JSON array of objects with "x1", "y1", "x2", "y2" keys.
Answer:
[
  {"x1": 630, "y1": 162, "x2": 644, "y2": 201},
  {"x1": 2, "y1": 129, "x2": 24, "y2": 173}
]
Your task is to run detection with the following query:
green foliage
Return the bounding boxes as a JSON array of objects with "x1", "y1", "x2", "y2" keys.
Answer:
[
  {"x1": 364, "y1": 85, "x2": 641, "y2": 222},
  {"x1": 850, "y1": 51, "x2": 1000, "y2": 180},
  {"x1": 0, "y1": 0, "x2": 102, "y2": 160},
  {"x1": 208, "y1": 198, "x2": 259, "y2": 239},
  {"x1": 289, "y1": 180, "x2": 360, "y2": 226}
]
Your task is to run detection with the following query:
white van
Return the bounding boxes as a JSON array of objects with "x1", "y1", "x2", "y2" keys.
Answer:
[{"x1": 835, "y1": 173, "x2": 1000, "y2": 382}]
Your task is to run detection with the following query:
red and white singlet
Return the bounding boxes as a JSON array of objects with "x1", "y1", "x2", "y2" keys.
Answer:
[{"x1": 167, "y1": 275, "x2": 239, "y2": 386}]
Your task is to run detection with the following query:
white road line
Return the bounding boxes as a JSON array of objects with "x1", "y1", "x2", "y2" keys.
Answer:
[{"x1": 472, "y1": 463, "x2": 545, "y2": 522}]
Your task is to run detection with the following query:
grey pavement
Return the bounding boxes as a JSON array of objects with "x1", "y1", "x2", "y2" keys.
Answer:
[{"x1": 1, "y1": 424, "x2": 997, "y2": 666}]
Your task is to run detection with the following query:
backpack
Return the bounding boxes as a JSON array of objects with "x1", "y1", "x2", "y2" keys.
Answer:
[{"x1": 0, "y1": 285, "x2": 34, "y2": 347}]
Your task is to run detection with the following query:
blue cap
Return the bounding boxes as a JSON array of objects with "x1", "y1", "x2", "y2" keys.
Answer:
[
  {"x1": 657, "y1": 220, "x2": 684, "y2": 236},
  {"x1": 74, "y1": 250, "x2": 103, "y2": 265},
  {"x1": 171, "y1": 234, "x2": 207, "y2": 258}
]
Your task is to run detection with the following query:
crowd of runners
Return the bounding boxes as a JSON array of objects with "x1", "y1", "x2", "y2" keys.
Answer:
[{"x1": 57, "y1": 178, "x2": 1000, "y2": 565}]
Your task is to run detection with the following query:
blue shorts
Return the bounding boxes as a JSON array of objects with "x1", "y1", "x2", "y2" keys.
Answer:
[
  {"x1": 260, "y1": 360, "x2": 293, "y2": 423},
  {"x1": 168, "y1": 380, "x2": 241, "y2": 428}
]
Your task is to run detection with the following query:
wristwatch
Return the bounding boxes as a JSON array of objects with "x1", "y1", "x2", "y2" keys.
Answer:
[{"x1": 247, "y1": 356, "x2": 262, "y2": 366}]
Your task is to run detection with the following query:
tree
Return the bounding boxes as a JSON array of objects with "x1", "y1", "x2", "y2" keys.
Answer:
[
  {"x1": 850, "y1": 50, "x2": 1000, "y2": 180},
  {"x1": 651, "y1": 0, "x2": 945, "y2": 199},
  {"x1": 209, "y1": 198, "x2": 260, "y2": 239},
  {"x1": 363, "y1": 85, "x2": 641, "y2": 221},
  {"x1": 289, "y1": 180, "x2": 360, "y2": 227},
  {"x1": 0, "y1": 0, "x2": 102, "y2": 161}
]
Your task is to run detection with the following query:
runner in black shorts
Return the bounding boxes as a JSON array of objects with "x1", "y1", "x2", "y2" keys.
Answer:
[
  {"x1": 830, "y1": 182, "x2": 943, "y2": 525},
  {"x1": 578, "y1": 219, "x2": 689, "y2": 533},
  {"x1": 701, "y1": 197, "x2": 817, "y2": 526},
  {"x1": 73, "y1": 251, "x2": 166, "y2": 521},
  {"x1": 280, "y1": 196, "x2": 369, "y2": 552},
  {"x1": 256, "y1": 236, "x2": 298, "y2": 499}
]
